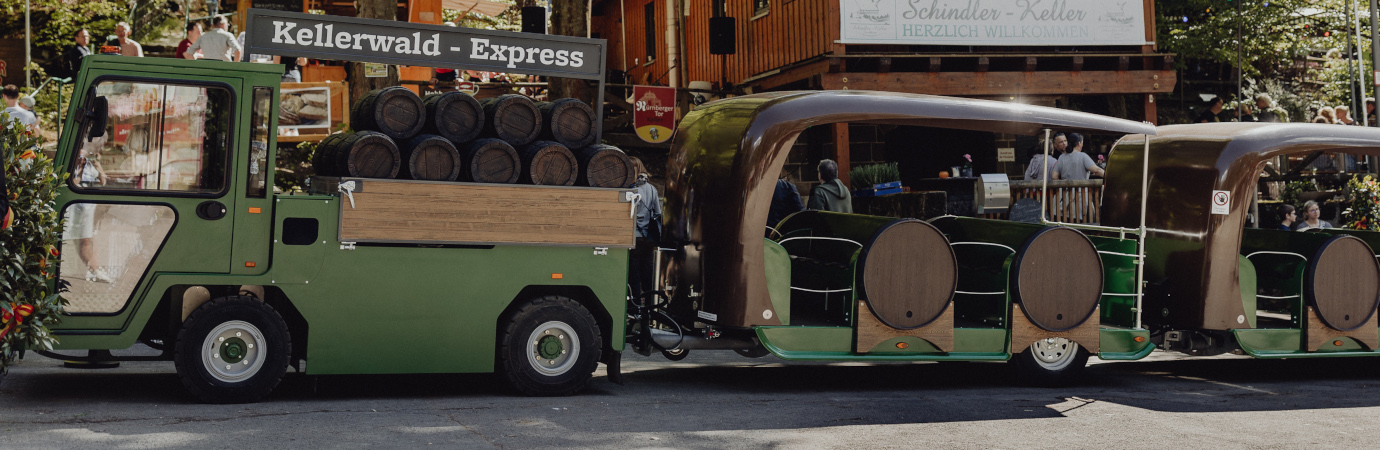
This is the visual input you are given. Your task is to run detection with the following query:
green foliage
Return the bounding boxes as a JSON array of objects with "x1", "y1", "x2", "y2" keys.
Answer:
[
  {"x1": 0, "y1": 113, "x2": 67, "y2": 369},
  {"x1": 445, "y1": 1, "x2": 518, "y2": 30},
  {"x1": 276, "y1": 140, "x2": 318, "y2": 193},
  {"x1": 1281, "y1": 179, "x2": 1315, "y2": 207},
  {"x1": 0, "y1": 0, "x2": 126, "y2": 74},
  {"x1": 849, "y1": 162, "x2": 899, "y2": 191},
  {"x1": 1343, "y1": 175, "x2": 1380, "y2": 230},
  {"x1": 1158, "y1": 0, "x2": 1355, "y2": 78}
]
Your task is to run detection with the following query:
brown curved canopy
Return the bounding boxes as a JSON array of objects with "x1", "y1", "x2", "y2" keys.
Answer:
[
  {"x1": 665, "y1": 90, "x2": 1156, "y2": 327},
  {"x1": 1103, "y1": 122, "x2": 1380, "y2": 330}
]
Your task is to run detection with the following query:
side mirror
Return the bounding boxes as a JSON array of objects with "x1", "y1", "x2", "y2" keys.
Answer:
[{"x1": 86, "y1": 96, "x2": 108, "y2": 141}]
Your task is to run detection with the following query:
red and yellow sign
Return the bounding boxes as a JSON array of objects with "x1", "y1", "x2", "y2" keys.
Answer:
[{"x1": 633, "y1": 85, "x2": 676, "y2": 144}]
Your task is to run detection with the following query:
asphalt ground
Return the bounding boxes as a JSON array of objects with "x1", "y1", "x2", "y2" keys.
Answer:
[{"x1": 2, "y1": 347, "x2": 1380, "y2": 449}]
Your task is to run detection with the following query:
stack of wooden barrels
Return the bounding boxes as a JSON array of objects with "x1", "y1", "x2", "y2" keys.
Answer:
[{"x1": 313, "y1": 87, "x2": 636, "y2": 188}]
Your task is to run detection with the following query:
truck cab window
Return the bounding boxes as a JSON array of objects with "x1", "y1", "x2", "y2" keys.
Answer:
[
  {"x1": 74, "y1": 80, "x2": 231, "y2": 194},
  {"x1": 247, "y1": 87, "x2": 272, "y2": 198}
]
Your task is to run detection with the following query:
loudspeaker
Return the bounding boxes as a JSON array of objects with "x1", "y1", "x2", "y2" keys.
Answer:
[
  {"x1": 522, "y1": 6, "x2": 546, "y2": 34},
  {"x1": 709, "y1": 17, "x2": 736, "y2": 55}
]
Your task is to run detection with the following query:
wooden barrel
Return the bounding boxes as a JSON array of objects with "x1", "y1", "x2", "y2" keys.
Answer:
[
  {"x1": 1011, "y1": 226, "x2": 1103, "y2": 332},
  {"x1": 1307, "y1": 235, "x2": 1380, "y2": 331},
  {"x1": 323, "y1": 131, "x2": 401, "y2": 179},
  {"x1": 399, "y1": 134, "x2": 463, "y2": 181},
  {"x1": 574, "y1": 144, "x2": 635, "y2": 188},
  {"x1": 517, "y1": 140, "x2": 578, "y2": 186},
  {"x1": 422, "y1": 92, "x2": 484, "y2": 143},
  {"x1": 351, "y1": 87, "x2": 425, "y2": 140},
  {"x1": 459, "y1": 138, "x2": 521, "y2": 184},
  {"x1": 539, "y1": 98, "x2": 598, "y2": 149},
  {"x1": 857, "y1": 219, "x2": 956, "y2": 329},
  {"x1": 312, "y1": 132, "x2": 352, "y2": 176},
  {"x1": 481, "y1": 94, "x2": 542, "y2": 146}
]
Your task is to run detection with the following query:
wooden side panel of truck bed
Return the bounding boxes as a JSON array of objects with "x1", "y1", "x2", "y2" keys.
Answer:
[{"x1": 313, "y1": 177, "x2": 637, "y2": 248}]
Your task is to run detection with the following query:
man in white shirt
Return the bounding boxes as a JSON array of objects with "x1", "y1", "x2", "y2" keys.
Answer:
[
  {"x1": 2, "y1": 85, "x2": 37, "y2": 132},
  {"x1": 186, "y1": 16, "x2": 243, "y2": 62},
  {"x1": 114, "y1": 22, "x2": 143, "y2": 57}
]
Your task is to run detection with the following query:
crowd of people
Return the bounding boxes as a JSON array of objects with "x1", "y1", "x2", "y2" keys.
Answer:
[{"x1": 1196, "y1": 93, "x2": 1380, "y2": 126}]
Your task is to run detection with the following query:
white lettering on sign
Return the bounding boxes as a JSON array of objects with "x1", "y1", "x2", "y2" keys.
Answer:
[
  {"x1": 1211, "y1": 190, "x2": 1230, "y2": 215},
  {"x1": 635, "y1": 100, "x2": 675, "y2": 117},
  {"x1": 270, "y1": 20, "x2": 442, "y2": 56},
  {"x1": 463, "y1": 37, "x2": 585, "y2": 69}
]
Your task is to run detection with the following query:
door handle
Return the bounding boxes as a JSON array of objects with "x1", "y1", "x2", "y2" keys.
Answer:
[{"x1": 196, "y1": 201, "x2": 228, "y2": 220}]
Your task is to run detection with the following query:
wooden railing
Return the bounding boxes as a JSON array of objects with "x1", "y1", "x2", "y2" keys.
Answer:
[{"x1": 983, "y1": 180, "x2": 1104, "y2": 224}]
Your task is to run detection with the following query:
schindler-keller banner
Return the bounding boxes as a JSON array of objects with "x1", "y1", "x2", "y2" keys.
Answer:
[
  {"x1": 839, "y1": 0, "x2": 1147, "y2": 46},
  {"x1": 633, "y1": 86, "x2": 676, "y2": 144}
]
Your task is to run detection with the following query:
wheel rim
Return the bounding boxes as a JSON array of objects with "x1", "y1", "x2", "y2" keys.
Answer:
[
  {"x1": 527, "y1": 321, "x2": 580, "y2": 376},
  {"x1": 201, "y1": 320, "x2": 267, "y2": 383},
  {"x1": 1029, "y1": 337, "x2": 1079, "y2": 371}
]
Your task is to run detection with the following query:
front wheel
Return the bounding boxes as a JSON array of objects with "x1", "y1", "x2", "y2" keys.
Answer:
[
  {"x1": 497, "y1": 296, "x2": 602, "y2": 396},
  {"x1": 174, "y1": 296, "x2": 291, "y2": 403},
  {"x1": 1012, "y1": 337, "x2": 1089, "y2": 387}
]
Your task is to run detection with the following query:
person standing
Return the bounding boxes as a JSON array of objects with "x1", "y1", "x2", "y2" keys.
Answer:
[
  {"x1": 114, "y1": 22, "x2": 143, "y2": 57},
  {"x1": 59, "y1": 29, "x2": 92, "y2": 79},
  {"x1": 176, "y1": 23, "x2": 203, "y2": 59},
  {"x1": 767, "y1": 171, "x2": 805, "y2": 229},
  {"x1": 275, "y1": 56, "x2": 307, "y2": 83},
  {"x1": 2, "y1": 85, "x2": 36, "y2": 132},
  {"x1": 1256, "y1": 93, "x2": 1280, "y2": 122},
  {"x1": 1197, "y1": 97, "x2": 1224, "y2": 123},
  {"x1": 1024, "y1": 138, "x2": 1058, "y2": 181},
  {"x1": 1336, "y1": 106, "x2": 1356, "y2": 125},
  {"x1": 628, "y1": 157, "x2": 662, "y2": 298},
  {"x1": 187, "y1": 16, "x2": 242, "y2": 62},
  {"x1": 1236, "y1": 103, "x2": 1257, "y2": 122},
  {"x1": 1366, "y1": 98, "x2": 1377, "y2": 126},
  {"x1": 1052, "y1": 133, "x2": 1104, "y2": 180},
  {"x1": 807, "y1": 159, "x2": 852, "y2": 213}
]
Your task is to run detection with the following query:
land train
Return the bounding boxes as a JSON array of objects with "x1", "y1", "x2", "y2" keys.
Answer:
[{"x1": 12, "y1": 11, "x2": 1380, "y2": 403}]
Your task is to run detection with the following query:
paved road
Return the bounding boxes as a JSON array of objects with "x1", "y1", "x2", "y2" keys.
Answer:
[{"x1": 2, "y1": 348, "x2": 1379, "y2": 449}]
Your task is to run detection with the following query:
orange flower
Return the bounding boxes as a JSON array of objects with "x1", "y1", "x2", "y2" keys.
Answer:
[
  {"x1": 19, "y1": 149, "x2": 36, "y2": 160},
  {"x1": 47, "y1": 246, "x2": 59, "y2": 257}
]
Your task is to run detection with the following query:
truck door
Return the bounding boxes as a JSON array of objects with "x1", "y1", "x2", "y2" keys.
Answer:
[{"x1": 55, "y1": 77, "x2": 239, "y2": 331}]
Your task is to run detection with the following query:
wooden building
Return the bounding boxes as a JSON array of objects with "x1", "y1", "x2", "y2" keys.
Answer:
[{"x1": 591, "y1": 0, "x2": 1177, "y2": 186}]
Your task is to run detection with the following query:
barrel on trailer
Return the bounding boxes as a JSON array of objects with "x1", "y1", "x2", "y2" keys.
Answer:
[
  {"x1": 574, "y1": 144, "x2": 636, "y2": 188},
  {"x1": 399, "y1": 134, "x2": 463, "y2": 181},
  {"x1": 1010, "y1": 226, "x2": 1104, "y2": 332},
  {"x1": 857, "y1": 219, "x2": 957, "y2": 329},
  {"x1": 539, "y1": 98, "x2": 598, "y2": 149},
  {"x1": 517, "y1": 141, "x2": 579, "y2": 186},
  {"x1": 314, "y1": 131, "x2": 401, "y2": 179},
  {"x1": 1307, "y1": 235, "x2": 1380, "y2": 331},
  {"x1": 352, "y1": 86, "x2": 426, "y2": 140},
  {"x1": 482, "y1": 94, "x2": 543, "y2": 146},
  {"x1": 460, "y1": 138, "x2": 522, "y2": 184},
  {"x1": 422, "y1": 92, "x2": 485, "y2": 143}
]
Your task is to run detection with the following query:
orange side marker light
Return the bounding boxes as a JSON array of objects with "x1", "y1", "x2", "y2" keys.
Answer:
[
  {"x1": 245, "y1": 262, "x2": 257, "y2": 268},
  {"x1": 552, "y1": 273, "x2": 564, "y2": 279},
  {"x1": 248, "y1": 207, "x2": 262, "y2": 214},
  {"x1": 896, "y1": 342, "x2": 909, "y2": 349},
  {"x1": 1134, "y1": 336, "x2": 1146, "y2": 343},
  {"x1": 1335, "y1": 340, "x2": 1344, "y2": 346}
]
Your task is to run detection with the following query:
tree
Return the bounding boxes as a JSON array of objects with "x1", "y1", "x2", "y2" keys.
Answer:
[
  {"x1": 548, "y1": 0, "x2": 594, "y2": 106},
  {"x1": 346, "y1": 0, "x2": 401, "y2": 106}
]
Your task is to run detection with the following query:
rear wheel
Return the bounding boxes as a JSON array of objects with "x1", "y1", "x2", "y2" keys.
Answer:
[
  {"x1": 498, "y1": 296, "x2": 602, "y2": 396},
  {"x1": 1012, "y1": 337, "x2": 1089, "y2": 387},
  {"x1": 174, "y1": 296, "x2": 291, "y2": 403}
]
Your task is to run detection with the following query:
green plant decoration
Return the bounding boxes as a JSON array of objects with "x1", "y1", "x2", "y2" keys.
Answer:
[
  {"x1": 0, "y1": 115, "x2": 68, "y2": 371},
  {"x1": 849, "y1": 162, "x2": 900, "y2": 191},
  {"x1": 1343, "y1": 175, "x2": 1380, "y2": 231}
]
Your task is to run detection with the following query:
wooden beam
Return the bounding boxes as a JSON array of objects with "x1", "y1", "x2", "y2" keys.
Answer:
[
  {"x1": 821, "y1": 71, "x2": 1178, "y2": 95},
  {"x1": 752, "y1": 59, "x2": 831, "y2": 91},
  {"x1": 833, "y1": 123, "x2": 850, "y2": 188}
]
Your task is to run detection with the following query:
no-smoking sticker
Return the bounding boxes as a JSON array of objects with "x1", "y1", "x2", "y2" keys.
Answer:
[{"x1": 1211, "y1": 190, "x2": 1230, "y2": 215}]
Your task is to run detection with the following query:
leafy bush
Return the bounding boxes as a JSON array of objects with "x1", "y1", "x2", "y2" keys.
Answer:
[
  {"x1": 1343, "y1": 175, "x2": 1380, "y2": 230},
  {"x1": 0, "y1": 113, "x2": 67, "y2": 371}
]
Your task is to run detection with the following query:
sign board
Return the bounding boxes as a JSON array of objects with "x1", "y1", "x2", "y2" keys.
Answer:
[
  {"x1": 243, "y1": 8, "x2": 605, "y2": 79},
  {"x1": 633, "y1": 85, "x2": 676, "y2": 143},
  {"x1": 1211, "y1": 190, "x2": 1230, "y2": 215},
  {"x1": 997, "y1": 147, "x2": 1016, "y2": 162},
  {"x1": 838, "y1": 0, "x2": 1147, "y2": 46},
  {"x1": 1374, "y1": 70, "x2": 1380, "y2": 86},
  {"x1": 364, "y1": 63, "x2": 388, "y2": 78}
]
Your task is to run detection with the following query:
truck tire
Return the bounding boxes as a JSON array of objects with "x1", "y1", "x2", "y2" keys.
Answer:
[
  {"x1": 497, "y1": 295, "x2": 602, "y2": 396},
  {"x1": 174, "y1": 296, "x2": 291, "y2": 403},
  {"x1": 1011, "y1": 337, "x2": 1089, "y2": 387}
]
